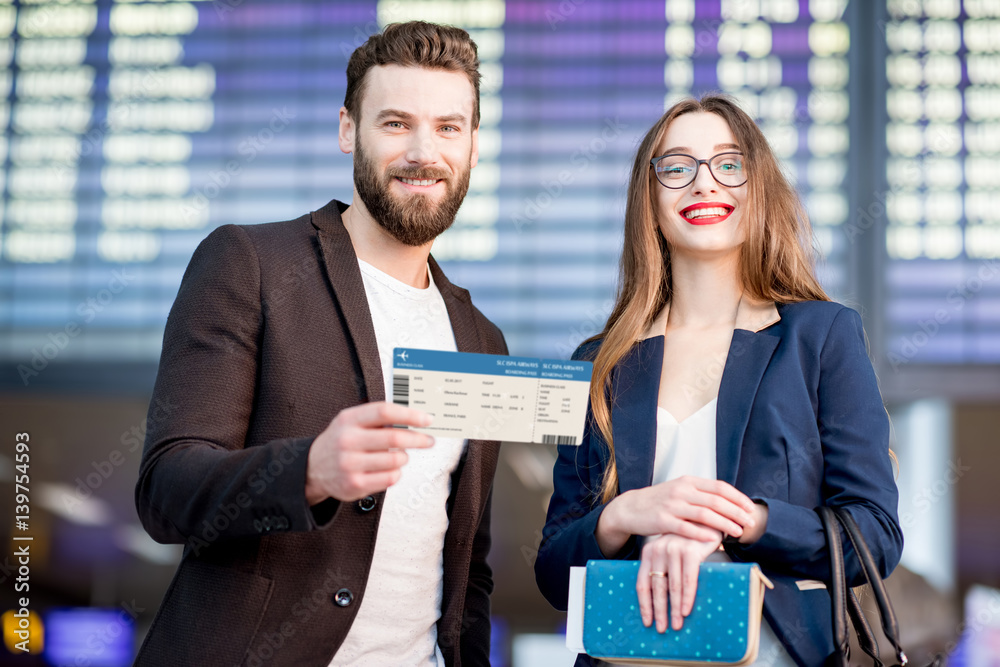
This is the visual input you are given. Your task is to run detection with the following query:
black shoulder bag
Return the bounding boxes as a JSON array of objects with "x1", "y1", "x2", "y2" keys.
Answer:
[{"x1": 819, "y1": 506, "x2": 944, "y2": 667}]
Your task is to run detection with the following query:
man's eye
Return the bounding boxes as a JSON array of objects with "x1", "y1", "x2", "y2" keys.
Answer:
[{"x1": 386, "y1": 121, "x2": 404, "y2": 129}]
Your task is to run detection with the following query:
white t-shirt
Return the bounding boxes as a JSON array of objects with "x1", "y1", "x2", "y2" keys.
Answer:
[{"x1": 331, "y1": 259, "x2": 465, "y2": 667}]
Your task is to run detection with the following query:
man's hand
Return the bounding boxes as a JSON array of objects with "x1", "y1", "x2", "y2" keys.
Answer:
[{"x1": 305, "y1": 402, "x2": 435, "y2": 504}]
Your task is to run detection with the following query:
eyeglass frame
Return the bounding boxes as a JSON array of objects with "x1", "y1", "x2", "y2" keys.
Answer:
[{"x1": 649, "y1": 151, "x2": 748, "y2": 189}]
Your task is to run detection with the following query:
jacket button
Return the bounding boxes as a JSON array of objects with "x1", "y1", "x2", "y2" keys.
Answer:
[
  {"x1": 334, "y1": 588, "x2": 353, "y2": 607},
  {"x1": 357, "y1": 496, "x2": 376, "y2": 512}
]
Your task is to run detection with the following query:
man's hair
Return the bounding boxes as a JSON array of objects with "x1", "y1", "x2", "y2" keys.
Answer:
[{"x1": 345, "y1": 21, "x2": 481, "y2": 127}]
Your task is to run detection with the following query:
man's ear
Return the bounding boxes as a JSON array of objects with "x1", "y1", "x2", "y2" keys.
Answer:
[
  {"x1": 470, "y1": 125, "x2": 479, "y2": 169},
  {"x1": 338, "y1": 107, "x2": 355, "y2": 154}
]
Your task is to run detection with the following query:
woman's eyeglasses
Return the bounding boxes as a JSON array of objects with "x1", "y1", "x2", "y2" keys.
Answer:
[{"x1": 650, "y1": 152, "x2": 747, "y2": 189}]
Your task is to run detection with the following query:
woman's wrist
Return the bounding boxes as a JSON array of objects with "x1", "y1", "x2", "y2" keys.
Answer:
[
  {"x1": 595, "y1": 492, "x2": 632, "y2": 557},
  {"x1": 737, "y1": 501, "x2": 769, "y2": 545}
]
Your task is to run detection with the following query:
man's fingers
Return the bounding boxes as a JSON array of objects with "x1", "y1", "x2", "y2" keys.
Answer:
[
  {"x1": 356, "y1": 449, "x2": 409, "y2": 473},
  {"x1": 354, "y1": 469, "x2": 402, "y2": 496},
  {"x1": 346, "y1": 401, "x2": 433, "y2": 429},
  {"x1": 353, "y1": 428, "x2": 435, "y2": 451}
]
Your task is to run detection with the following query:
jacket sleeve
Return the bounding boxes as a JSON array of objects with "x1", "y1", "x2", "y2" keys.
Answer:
[
  {"x1": 533, "y1": 344, "x2": 638, "y2": 611},
  {"x1": 134, "y1": 224, "x2": 338, "y2": 547},
  {"x1": 460, "y1": 489, "x2": 494, "y2": 666},
  {"x1": 729, "y1": 307, "x2": 903, "y2": 586}
]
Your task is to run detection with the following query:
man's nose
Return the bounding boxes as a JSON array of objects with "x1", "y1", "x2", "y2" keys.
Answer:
[{"x1": 404, "y1": 125, "x2": 438, "y2": 166}]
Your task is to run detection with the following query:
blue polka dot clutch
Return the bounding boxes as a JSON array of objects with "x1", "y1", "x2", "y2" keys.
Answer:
[{"x1": 582, "y1": 560, "x2": 773, "y2": 665}]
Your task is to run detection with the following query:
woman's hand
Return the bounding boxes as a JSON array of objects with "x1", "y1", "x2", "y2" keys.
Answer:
[
  {"x1": 636, "y1": 532, "x2": 721, "y2": 632},
  {"x1": 595, "y1": 475, "x2": 756, "y2": 556}
]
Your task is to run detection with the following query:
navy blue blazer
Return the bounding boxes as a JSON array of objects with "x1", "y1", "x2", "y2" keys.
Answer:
[{"x1": 534, "y1": 299, "x2": 903, "y2": 667}]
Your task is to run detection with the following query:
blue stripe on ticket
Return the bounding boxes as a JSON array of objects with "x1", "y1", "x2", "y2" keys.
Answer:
[{"x1": 393, "y1": 348, "x2": 592, "y2": 382}]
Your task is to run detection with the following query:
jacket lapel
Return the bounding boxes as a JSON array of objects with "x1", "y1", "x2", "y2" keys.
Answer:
[
  {"x1": 715, "y1": 326, "x2": 779, "y2": 486},
  {"x1": 428, "y1": 256, "x2": 484, "y2": 355},
  {"x1": 428, "y1": 254, "x2": 496, "y2": 519},
  {"x1": 612, "y1": 337, "x2": 663, "y2": 494},
  {"x1": 634, "y1": 296, "x2": 781, "y2": 488},
  {"x1": 310, "y1": 200, "x2": 385, "y2": 402}
]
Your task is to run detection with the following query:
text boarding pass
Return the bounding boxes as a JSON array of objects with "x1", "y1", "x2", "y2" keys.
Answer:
[{"x1": 391, "y1": 348, "x2": 592, "y2": 445}]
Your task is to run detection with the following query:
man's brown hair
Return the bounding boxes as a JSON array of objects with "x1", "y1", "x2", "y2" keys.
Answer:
[{"x1": 345, "y1": 21, "x2": 481, "y2": 127}]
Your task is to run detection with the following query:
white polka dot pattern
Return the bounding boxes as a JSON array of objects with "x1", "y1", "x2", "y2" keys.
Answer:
[{"x1": 582, "y1": 560, "x2": 766, "y2": 664}]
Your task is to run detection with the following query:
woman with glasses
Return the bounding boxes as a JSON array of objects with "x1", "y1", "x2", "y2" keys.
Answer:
[{"x1": 534, "y1": 95, "x2": 902, "y2": 666}]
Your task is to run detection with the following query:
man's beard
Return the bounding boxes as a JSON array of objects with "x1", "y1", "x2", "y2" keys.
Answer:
[{"x1": 352, "y1": 138, "x2": 471, "y2": 247}]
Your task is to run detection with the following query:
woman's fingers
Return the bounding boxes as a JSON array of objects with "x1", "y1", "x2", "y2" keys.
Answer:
[
  {"x1": 639, "y1": 535, "x2": 720, "y2": 633},
  {"x1": 652, "y1": 566, "x2": 670, "y2": 633},
  {"x1": 639, "y1": 539, "x2": 670, "y2": 633},
  {"x1": 667, "y1": 543, "x2": 683, "y2": 631},
  {"x1": 636, "y1": 551, "x2": 653, "y2": 627},
  {"x1": 681, "y1": 548, "x2": 700, "y2": 618},
  {"x1": 668, "y1": 517, "x2": 721, "y2": 543},
  {"x1": 687, "y1": 488, "x2": 756, "y2": 531},
  {"x1": 671, "y1": 500, "x2": 745, "y2": 538},
  {"x1": 690, "y1": 477, "x2": 756, "y2": 513}
]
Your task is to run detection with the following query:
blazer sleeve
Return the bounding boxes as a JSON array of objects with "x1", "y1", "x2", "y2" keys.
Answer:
[
  {"x1": 533, "y1": 345, "x2": 639, "y2": 611},
  {"x1": 134, "y1": 224, "x2": 335, "y2": 546},
  {"x1": 729, "y1": 307, "x2": 903, "y2": 585},
  {"x1": 460, "y1": 488, "x2": 494, "y2": 666}
]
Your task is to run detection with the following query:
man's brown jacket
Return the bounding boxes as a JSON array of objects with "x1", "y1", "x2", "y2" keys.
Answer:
[{"x1": 134, "y1": 199, "x2": 506, "y2": 666}]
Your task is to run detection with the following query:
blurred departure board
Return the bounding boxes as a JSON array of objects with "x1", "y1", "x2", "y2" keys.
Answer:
[
  {"x1": 884, "y1": 0, "x2": 1000, "y2": 365},
  {"x1": 2, "y1": 0, "x2": 971, "y2": 390}
]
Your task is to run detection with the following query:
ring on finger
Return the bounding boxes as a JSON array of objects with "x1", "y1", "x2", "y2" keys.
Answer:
[{"x1": 649, "y1": 571, "x2": 667, "y2": 578}]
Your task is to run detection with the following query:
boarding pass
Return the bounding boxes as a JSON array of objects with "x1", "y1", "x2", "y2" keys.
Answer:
[{"x1": 391, "y1": 348, "x2": 592, "y2": 445}]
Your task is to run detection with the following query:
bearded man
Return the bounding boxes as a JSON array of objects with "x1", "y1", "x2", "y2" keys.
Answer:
[{"x1": 133, "y1": 22, "x2": 506, "y2": 667}]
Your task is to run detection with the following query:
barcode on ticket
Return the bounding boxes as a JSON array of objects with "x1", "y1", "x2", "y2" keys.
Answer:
[
  {"x1": 392, "y1": 374, "x2": 410, "y2": 406},
  {"x1": 541, "y1": 434, "x2": 577, "y2": 446}
]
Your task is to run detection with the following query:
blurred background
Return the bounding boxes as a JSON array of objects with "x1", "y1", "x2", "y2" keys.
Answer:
[{"x1": 0, "y1": 0, "x2": 998, "y2": 664}]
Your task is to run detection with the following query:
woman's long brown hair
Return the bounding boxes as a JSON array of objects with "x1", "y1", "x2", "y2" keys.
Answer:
[{"x1": 587, "y1": 94, "x2": 830, "y2": 504}]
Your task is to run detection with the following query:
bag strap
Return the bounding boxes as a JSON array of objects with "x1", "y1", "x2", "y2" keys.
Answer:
[
  {"x1": 832, "y1": 508, "x2": 908, "y2": 666},
  {"x1": 848, "y1": 589, "x2": 883, "y2": 666},
  {"x1": 819, "y1": 506, "x2": 851, "y2": 664}
]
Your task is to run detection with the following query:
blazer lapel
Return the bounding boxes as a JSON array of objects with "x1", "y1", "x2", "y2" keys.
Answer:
[
  {"x1": 428, "y1": 255, "x2": 484, "y2": 355},
  {"x1": 428, "y1": 254, "x2": 497, "y2": 523},
  {"x1": 715, "y1": 328, "x2": 779, "y2": 486},
  {"x1": 310, "y1": 200, "x2": 385, "y2": 402},
  {"x1": 612, "y1": 337, "x2": 663, "y2": 494}
]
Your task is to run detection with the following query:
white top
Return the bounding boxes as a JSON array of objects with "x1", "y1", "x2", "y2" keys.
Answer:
[
  {"x1": 603, "y1": 398, "x2": 797, "y2": 667},
  {"x1": 651, "y1": 399, "x2": 719, "y2": 486},
  {"x1": 331, "y1": 259, "x2": 465, "y2": 667}
]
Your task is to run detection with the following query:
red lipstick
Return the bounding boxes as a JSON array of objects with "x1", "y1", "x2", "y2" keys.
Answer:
[{"x1": 679, "y1": 201, "x2": 734, "y2": 225}]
